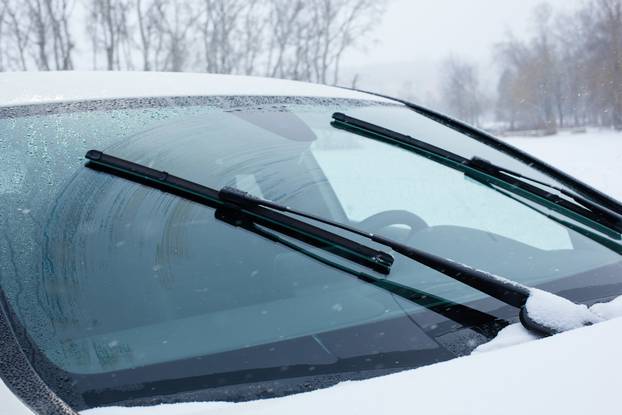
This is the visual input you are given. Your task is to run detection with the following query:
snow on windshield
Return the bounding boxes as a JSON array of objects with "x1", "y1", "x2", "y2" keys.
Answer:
[{"x1": 476, "y1": 293, "x2": 622, "y2": 353}]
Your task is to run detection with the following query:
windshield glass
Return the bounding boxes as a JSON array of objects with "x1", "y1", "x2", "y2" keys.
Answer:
[{"x1": 1, "y1": 96, "x2": 621, "y2": 409}]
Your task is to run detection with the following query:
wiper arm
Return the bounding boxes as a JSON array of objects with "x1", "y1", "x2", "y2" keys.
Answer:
[
  {"x1": 331, "y1": 113, "x2": 622, "y2": 238},
  {"x1": 85, "y1": 150, "x2": 598, "y2": 336},
  {"x1": 217, "y1": 206, "x2": 508, "y2": 339},
  {"x1": 219, "y1": 187, "x2": 534, "y2": 319}
]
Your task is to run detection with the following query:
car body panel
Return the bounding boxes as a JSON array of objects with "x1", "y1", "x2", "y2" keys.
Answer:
[
  {"x1": 0, "y1": 379, "x2": 35, "y2": 415},
  {"x1": 0, "y1": 71, "x2": 392, "y2": 108},
  {"x1": 84, "y1": 315, "x2": 622, "y2": 415}
]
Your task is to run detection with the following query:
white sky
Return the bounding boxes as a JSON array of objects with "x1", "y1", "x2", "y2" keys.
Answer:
[
  {"x1": 338, "y1": 0, "x2": 584, "y2": 100},
  {"x1": 344, "y1": 0, "x2": 584, "y2": 66}
]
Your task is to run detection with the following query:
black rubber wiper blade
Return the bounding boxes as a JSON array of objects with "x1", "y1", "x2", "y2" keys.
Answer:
[
  {"x1": 331, "y1": 112, "x2": 622, "y2": 237},
  {"x1": 84, "y1": 150, "x2": 394, "y2": 275}
]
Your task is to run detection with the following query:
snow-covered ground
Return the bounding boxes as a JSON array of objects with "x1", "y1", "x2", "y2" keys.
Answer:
[
  {"x1": 503, "y1": 129, "x2": 622, "y2": 201},
  {"x1": 83, "y1": 130, "x2": 622, "y2": 415}
]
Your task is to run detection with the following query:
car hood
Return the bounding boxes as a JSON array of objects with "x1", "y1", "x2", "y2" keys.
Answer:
[
  {"x1": 80, "y1": 312, "x2": 622, "y2": 415},
  {"x1": 0, "y1": 71, "x2": 392, "y2": 108}
]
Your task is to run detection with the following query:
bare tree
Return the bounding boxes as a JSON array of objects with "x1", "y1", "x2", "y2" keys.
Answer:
[
  {"x1": 493, "y1": 0, "x2": 622, "y2": 132},
  {"x1": 239, "y1": 1, "x2": 266, "y2": 75},
  {"x1": 194, "y1": 0, "x2": 385, "y2": 82},
  {"x1": 553, "y1": 10, "x2": 590, "y2": 128},
  {"x1": 41, "y1": 0, "x2": 76, "y2": 70},
  {"x1": 26, "y1": 0, "x2": 51, "y2": 70},
  {"x1": 0, "y1": 1, "x2": 6, "y2": 70},
  {"x1": 440, "y1": 56, "x2": 485, "y2": 126},
  {"x1": 136, "y1": 0, "x2": 163, "y2": 70},
  {"x1": 261, "y1": 0, "x2": 384, "y2": 84},
  {"x1": 583, "y1": 0, "x2": 622, "y2": 128},
  {"x1": 0, "y1": 0, "x2": 74, "y2": 70},
  {"x1": 265, "y1": 0, "x2": 305, "y2": 78},
  {"x1": 494, "y1": 6, "x2": 561, "y2": 132},
  {"x1": 87, "y1": 0, "x2": 132, "y2": 70},
  {"x1": 3, "y1": 0, "x2": 30, "y2": 70},
  {"x1": 135, "y1": 0, "x2": 185, "y2": 72},
  {"x1": 495, "y1": 69, "x2": 516, "y2": 130},
  {"x1": 200, "y1": 0, "x2": 254, "y2": 74},
  {"x1": 530, "y1": 3, "x2": 559, "y2": 131},
  {"x1": 0, "y1": 0, "x2": 387, "y2": 83},
  {"x1": 306, "y1": 0, "x2": 382, "y2": 85}
]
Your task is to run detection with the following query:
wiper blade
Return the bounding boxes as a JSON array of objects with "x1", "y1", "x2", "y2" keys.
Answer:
[
  {"x1": 331, "y1": 112, "x2": 622, "y2": 237},
  {"x1": 85, "y1": 150, "x2": 595, "y2": 336},
  {"x1": 84, "y1": 150, "x2": 394, "y2": 275}
]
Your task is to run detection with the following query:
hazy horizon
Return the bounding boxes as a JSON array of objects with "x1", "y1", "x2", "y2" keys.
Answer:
[
  {"x1": 338, "y1": 0, "x2": 586, "y2": 100},
  {"x1": 343, "y1": 0, "x2": 584, "y2": 66}
]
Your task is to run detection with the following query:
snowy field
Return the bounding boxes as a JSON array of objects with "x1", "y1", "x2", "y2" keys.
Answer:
[
  {"x1": 503, "y1": 129, "x2": 622, "y2": 201},
  {"x1": 83, "y1": 130, "x2": 622, "y2": 415}
]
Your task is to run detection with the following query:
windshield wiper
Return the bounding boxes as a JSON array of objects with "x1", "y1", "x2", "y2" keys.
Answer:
[
  {"x1": 85, "y1": 150, "x2": 394, "y2": 275},
  {"x1": 331, "y1": 113, "x2": 622, "y2": 238},
  {"x1": 85, "y1": 149, "x2": 599, "y2": 336},
  {"x1": 85, "y1": 150, "x2": 507, "y2": 337}
]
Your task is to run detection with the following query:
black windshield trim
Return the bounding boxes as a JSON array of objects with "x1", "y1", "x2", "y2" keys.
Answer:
[{"x1": 0, "y1": 291, "x2": 80, "y2": 414}]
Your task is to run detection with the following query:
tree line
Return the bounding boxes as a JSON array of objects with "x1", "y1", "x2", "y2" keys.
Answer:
[
  {"x1": 3, "y1": 0, "x2": 621, "y2": 134},
  {"x1": 0, "y1": 0, "x2": 384, "y2": 85},
  {"x1": 439, "y1": 0, "x2": 622, "y2": 132}
]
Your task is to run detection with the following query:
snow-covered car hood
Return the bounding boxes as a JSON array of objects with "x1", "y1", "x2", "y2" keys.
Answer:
[
  {"x1": 0, "y1": 72, "x2": 392, "y2": 108},
  {"x1": 77, "y1": 314, "x2": 622, "y2": 415}
]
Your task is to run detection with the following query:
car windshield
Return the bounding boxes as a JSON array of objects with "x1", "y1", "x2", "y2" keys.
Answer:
[{"x1": 1, "y1": 96, "x2": 621, "y2": 410}]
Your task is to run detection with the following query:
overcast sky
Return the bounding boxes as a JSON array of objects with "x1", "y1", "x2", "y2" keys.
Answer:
[
  {"x1": 344, "y1": 0, "x2": 584, "y2": 66},
  {"x1": 339, "y1": 0, "x2": 585, "y2": 98}
]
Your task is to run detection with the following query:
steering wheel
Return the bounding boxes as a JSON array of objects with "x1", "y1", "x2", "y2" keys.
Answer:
[{"x1": 358, "y1": 210, "x2": 428, "y2": 241}]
